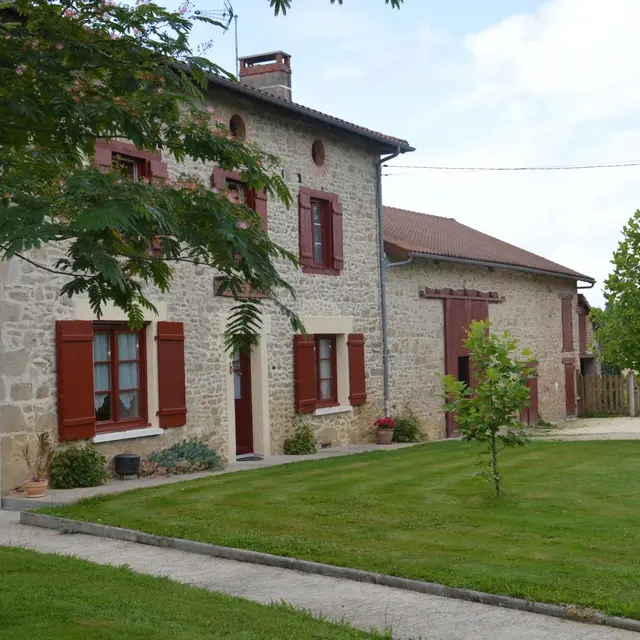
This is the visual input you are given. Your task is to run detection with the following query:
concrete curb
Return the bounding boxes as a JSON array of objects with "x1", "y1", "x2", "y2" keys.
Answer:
[
  {"x1": 20, "y1": 511, "x2": 640, "y2": 635},
  {"x1": 2, "y1": 498, "x2": 58, "y2": 511}
]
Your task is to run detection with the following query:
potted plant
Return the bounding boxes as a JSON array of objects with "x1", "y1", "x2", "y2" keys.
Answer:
[
  {"x1": 22, "y1": 431, "x2": 54, "y2": 498},
  {"x1": 374, "y1": 417, "x2": 396, "y2": 445}
]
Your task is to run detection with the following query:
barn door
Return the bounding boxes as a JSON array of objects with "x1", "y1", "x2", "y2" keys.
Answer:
[{"x1": 444, "y1": 298, "x2": 489, "y2": 437}]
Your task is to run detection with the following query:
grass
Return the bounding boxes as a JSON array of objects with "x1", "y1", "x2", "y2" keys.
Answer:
[
  {"x1": 0, "y1": 547, "x2": 387, "y2": 639},
  {"x1": 45, "y1": 441, "x2": 640, "y2": 620}
]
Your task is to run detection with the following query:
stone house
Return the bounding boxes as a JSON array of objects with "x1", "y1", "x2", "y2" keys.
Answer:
[
  {"x1": 383, "y1": 206, "x2": 596, "y2": 440},
  {"x1": 0, "y1": 51, "x2": 413, "y2": 494}
]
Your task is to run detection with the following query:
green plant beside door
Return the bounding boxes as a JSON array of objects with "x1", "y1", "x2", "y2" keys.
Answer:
[{"x1": 283, "y1": 417, "x2": 318, "y2": 455}]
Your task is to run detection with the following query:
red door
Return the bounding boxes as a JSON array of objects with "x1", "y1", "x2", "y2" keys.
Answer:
[
  {"x1": 444, "y1": 298, "x2": 489, "y2": 437},
  {"x1": 234, "y1": 352, "x2": 253, "y2": 455}
]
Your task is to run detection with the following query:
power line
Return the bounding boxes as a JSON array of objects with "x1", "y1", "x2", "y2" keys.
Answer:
[{"x1": 383, "y1": 161, "x2": 640, "y2": 172}]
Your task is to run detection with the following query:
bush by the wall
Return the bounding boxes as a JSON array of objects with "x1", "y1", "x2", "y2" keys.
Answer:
[
  {"x1": 50, "y1": 445, "x2": 108, "y2": 489},
  {"x1": 146, "y1": 439, "x2": 222, "y2": 475},
  {"x1": 283, "y1": 417, "x2": 317, "y2": 455},
  {"x1": 392, "y1": 405, "x2": 423, "y2": 443}
]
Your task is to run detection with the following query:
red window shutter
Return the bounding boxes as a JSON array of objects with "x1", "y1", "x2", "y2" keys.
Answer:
[
  {"x1": 294, "y1": 335, "x2": 317, "y2": 413},
  {"x1": 347, "y1": 333, "x2": 367, "y2": 406},
  {"x1": 149, "y1": 159, "x2": 169, "y2": 180},
  {"x1": 212, "y1": 167, "x2": 228, "y2": 190},
  {"x1": 579, "y1": 313, "x2": 587, "y2": 354},
  {"x1": 562, "y1": 297, "x2": 573, "y2": 351},
  {"x1": 157, "y1": 322, "x2": 187, "y2": 428},
  {"x1": 298, "y1": 192, "x2": 314, "y2": 267},
  {"x1": 95, "y1": 145, "x2": 112, "y2": 171},
  {"x1": 252, "y1": 189, "x2": 268, "y2": 232},
  {"x1": 331, "y1": 199, "x2": 344, "y2": 271},
  {"x1": 564, "y1": 358, "x2": 576, "y2": 416},
  {"x1": 56, "y1": 321, "x2": 96, "y2": 441}
]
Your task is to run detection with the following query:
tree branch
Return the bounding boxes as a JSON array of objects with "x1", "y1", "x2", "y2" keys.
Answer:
[{"x1": 0, "y1": 246, "x2": 82, "y2": 278}]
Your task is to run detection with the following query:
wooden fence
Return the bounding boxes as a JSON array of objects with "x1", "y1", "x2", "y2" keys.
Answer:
[{"x1": 577, "y1": 373, "x2": 639, "y2": 416}]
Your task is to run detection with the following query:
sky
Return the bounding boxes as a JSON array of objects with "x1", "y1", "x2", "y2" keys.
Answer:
[{"x1": 181, "y1": 0, "x2": 640, "y2": 306}]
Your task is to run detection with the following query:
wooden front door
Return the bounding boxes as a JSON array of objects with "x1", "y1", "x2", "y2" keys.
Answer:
[{"x1": 234, "y1": 351, "x2": 253, "y2": 455}]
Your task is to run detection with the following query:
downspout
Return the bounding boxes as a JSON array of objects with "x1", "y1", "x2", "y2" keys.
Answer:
[
  {"x1": 387, "y1": 255, "x2": 414, "y2": 269},
  {"x1": 377, "y1": 147, "x2": 402, "y2": 418}
]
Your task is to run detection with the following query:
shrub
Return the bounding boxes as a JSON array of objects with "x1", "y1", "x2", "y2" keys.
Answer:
[
  {"x1": 50, "y1": 445, "x2": 108, "y2": 489},
  {"x1": 392, "y1": 406, "x2": 422, "y2": 443},
  {"x1": 283, "y1": 417, "x2": 317, "y2": 455},
  {"x1": 146, "y1": 439, "x2": 222, "y2": 475}
]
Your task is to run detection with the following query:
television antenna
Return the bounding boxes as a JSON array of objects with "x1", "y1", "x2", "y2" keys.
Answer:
[{"x1": 194, "y1": 1, "x2": 239, "y2": 76}]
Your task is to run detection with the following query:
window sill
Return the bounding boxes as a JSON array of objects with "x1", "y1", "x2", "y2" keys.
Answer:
[
  {"x1": 302, "y1": 266, "x2": 341, "y2": 276},
  {"x1": 93, "y1": 426, "x2": 164, "y2": 444},
  {"x1": 314, "y1": 405, "x2": 353, "y2": 417}
]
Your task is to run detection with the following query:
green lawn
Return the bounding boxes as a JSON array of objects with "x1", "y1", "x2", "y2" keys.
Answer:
[
  {"x1": 46, "y1": 441, "x2": 640, "y2": 619},
  {"x1": 0, "y1": 547, "x2": 386, "y2": 639}
]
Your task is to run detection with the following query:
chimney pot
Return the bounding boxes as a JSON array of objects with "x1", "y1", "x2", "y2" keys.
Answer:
[{"x1": 238, "y1": 51, "x2": 292, "y2": 102}]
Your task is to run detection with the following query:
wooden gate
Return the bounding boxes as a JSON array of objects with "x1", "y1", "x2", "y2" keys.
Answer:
[{"x1": 576, "y1": 373, "x2": 636, "y2": 416}]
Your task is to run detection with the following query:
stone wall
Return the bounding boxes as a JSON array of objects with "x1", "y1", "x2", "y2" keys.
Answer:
[
  {"x1": 0, "y1": 86, "x2": 384, "y2": 494},
  {"x1": 386, "y1": 259, "x2": 580, "y2": 440}
]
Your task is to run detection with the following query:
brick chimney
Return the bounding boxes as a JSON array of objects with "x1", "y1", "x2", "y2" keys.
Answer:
[{"x1": 238, "y1": 51, "x2": 292, "y2": 102}]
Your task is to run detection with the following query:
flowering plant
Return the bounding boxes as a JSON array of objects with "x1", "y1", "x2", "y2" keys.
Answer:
[{"x1": 374, "y1": 417, "x2": 396, "y2": 430}]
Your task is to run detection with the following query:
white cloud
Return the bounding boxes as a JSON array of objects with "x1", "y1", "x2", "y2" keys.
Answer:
[
  {"x1": 384, "y1": 0, "x2": 640, "y2": 307},
  {"x1": 465, "y1": 0, "x2": 640, "y2": 105}
]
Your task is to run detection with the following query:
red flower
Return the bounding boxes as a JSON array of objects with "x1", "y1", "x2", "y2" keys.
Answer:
[{"x1": 374, "y1": 417, "x2": 396, "y2": 430}]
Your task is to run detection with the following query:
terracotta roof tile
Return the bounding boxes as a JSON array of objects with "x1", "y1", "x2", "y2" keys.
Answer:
[{"x1": 384, "y1": 206, "x2": 594, "y2": 283}]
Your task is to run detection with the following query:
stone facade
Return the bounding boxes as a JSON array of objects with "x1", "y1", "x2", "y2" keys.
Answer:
[
  {"x1": 386, "y1": 259, "x2": 582, "y2": 441},
  {"x1": 0, "y1": 85, "x2": 387, "y2": 494}
]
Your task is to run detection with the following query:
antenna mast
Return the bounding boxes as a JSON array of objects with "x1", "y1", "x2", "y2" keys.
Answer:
[{"x1": 194, "y1": 1, "x2": 239, "y2": 76}]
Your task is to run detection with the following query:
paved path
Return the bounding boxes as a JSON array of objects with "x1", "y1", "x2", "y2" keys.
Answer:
[
  {"x1": 538, "y1": 417, "x2": 640, "y2": 441},
  {"x1": 0, "y1": 511, "x2": 634, "y2": 640}
]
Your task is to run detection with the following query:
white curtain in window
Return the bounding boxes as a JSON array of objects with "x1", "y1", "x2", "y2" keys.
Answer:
[
  {"x1": 320, "y1": 359, "x2": 332, "y2": 379},
  {"x1": 118, "y1": 362, "x2": 138, "y2": 389},
  {"x1": 118, "y1": 333, "x2": 138, "y2": 360},
  {"x1": 94, "y1": 392, "x2": 109, "y2": 412},
  {"x1": 318, "y1": 339, "x2": 331, "y2": 359},
  {"x1": 119, "y1": 390, "x2": 138, "y2": 411},
  {"x1": 93, "y1": 333, "x2": 110, "y2": 361},
  {"x1": 94, "y1": 364, "x2": 110, "y2": 392}
]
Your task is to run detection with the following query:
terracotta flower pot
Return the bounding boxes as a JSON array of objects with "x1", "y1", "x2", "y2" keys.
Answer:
[
  {"x1": 24, "y1": 480, "x2": 48, "y2": 498},
  {"x1": 376, "y1": 428, "x2": 395, "y2": 445}
]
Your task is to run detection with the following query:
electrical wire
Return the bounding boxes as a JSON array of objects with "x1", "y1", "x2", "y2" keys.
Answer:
[{"x1": 383, "y1": 161, "x2": 640, "y2": 172}]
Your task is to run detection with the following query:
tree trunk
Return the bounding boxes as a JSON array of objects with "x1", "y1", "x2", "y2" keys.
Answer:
[{"x1": 491, "y1": 431, "x2": 501, "y2": 499}]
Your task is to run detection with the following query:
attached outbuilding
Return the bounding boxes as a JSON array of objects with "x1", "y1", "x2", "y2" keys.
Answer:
[{"x1": 384, "y1": 206, "x2": 596, "y2": 439}]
